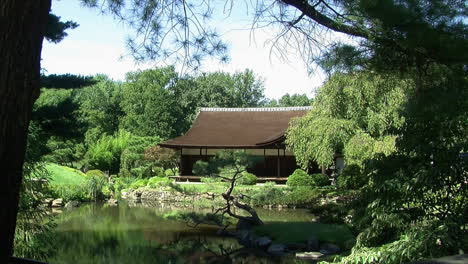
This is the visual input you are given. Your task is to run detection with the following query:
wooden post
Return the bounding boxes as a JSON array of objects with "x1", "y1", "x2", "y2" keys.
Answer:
[
  {"x1": 277, "y1": 148, "x2": 281, "y2": 177},
  {"x1": 179, "y1": 148, "x2": 183, "y2": 176}
]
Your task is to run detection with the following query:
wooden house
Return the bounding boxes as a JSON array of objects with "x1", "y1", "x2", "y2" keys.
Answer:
[{"x1": 159, "y1": 107, "x2": 319, "y2": 180}]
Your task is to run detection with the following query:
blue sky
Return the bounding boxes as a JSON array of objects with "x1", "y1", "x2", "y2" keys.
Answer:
[{"x1": 42, "y1": 0, "x2": 326, "y2": 99}]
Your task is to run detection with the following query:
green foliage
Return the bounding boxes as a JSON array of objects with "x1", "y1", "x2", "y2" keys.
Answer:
[
  {"x1": 287, "y1": 169, "x2": 315, "y2": 187},
  {"x1": 120, "y1": 67, "x2": 184, "y2": 138},
  {"x1": 165, "y1": 168, "x2": 178, "y2": 176},
  {"x1": 284, "y1": 186, "x2": 321, "y2": 206},
  {"x1": 310, "y1": 173, "x2": 330, "y2": 187},
  {"x1": 266, "y1": 93, "x2": 312, "y2": 107},
  {"x1": 86, "y1": 175, "x2": 107, "y2": 201},
  {"x1": 144, "y1": 146, "x2": 179, "y2": 172},
  {"x1": 147, "y1": 176, "x2": 172, "y2": 188},
  {"x1": 86, "y1": 169, "x2": 106, "y2": 177},
  {"x1": 287, "y1": 72, "x2": 407, "y2": 168},
  {"x1": 85, "y1": 130, "x2": 131, "y2": 174},
  {"x1": 192, "y1": 160, "x2": 211, "y2": 176},
  {"x1": 337, "y1": 164, "x2": 367, "y2": 190},
  {"x1": 129, "y1": 179, "x2": 148, "y2": 189},
  {"x1": 112, "y1": 177, "x2": 136, "y2": 193},
  {"x1": 79, "y1": 76, "x2": 123, "y2": 142},
  {"x1": 237, "y1": 172, "x2": 257, "y2": 185}
]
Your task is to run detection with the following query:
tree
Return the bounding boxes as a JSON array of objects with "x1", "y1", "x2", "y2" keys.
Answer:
[
  {"x1": 144, "y1": 146, "x2": 179, "y2": 175},
  {"x1": 0, "y1": 2, "x2": 52, "y2": 261},
  {"x1": 120, "y1": 67, "x2": 185, "y2": 139},
  {"x1": 265, "y1": 93, "x2": 312, "y2": 107},
  {"x1": 287, "y1": 71, "x2": 408, "y2": 168}
]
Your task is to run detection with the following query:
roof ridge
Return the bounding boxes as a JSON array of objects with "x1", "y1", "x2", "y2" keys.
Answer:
[{"x1": 199, "y1": 106, "x2": 312, "y2": 112}]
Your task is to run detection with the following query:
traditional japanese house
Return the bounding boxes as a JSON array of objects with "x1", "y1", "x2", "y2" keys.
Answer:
[{"x1": 159, "y1": 107, "x2": 319, "y2": 180}]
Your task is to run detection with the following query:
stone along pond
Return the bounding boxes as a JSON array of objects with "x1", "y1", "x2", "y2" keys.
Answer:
[{"x1": 43, "y1": 201, "x2": 352, "y2": 264}]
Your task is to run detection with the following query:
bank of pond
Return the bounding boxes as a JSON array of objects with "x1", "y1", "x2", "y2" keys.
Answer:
[{"x1": 39, "y1": 201, "x2": 354, "y2": 264}]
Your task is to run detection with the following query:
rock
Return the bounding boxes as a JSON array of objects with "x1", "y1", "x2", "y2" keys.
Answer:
[
  {"x1": 52, "y1": 198, "x2": 63, "y2": 207},
  {"x1": 255, "y1": 237, "x2": 272, "y2": 248},
  {"x1": 65, "y1": 200, "x2": 80, "y2": 209},
  {"x1": 121, "y1": 191, "x2": 128, "y2": 198},
  {"x1": 42, "y1": 198, "x2": 54, "y2": 207},
  {"x1": 235, "y1": 230, "x2": 253, "y2": 247},
  {"x1": 307, "y1": 235, "x2": 320, "y2": 251},
  {"x1": 107, "y1": 198, "x2": 118, "y2": 205},
  {"x1": 319, "y1": 243, "x2": 340, "y2": 255},
  {"x1": 295, "y1": 251, "x2": 324, "y2": 260},
  {"x1": 267, "y1": 244, "x2": 287, "y2": 256}
]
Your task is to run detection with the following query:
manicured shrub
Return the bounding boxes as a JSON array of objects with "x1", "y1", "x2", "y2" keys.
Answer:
[
  {"x1": 311, "y1": 173, "x2": 330, "y2": 186},
  {"x1": 337, "y1": 164, "x2": 367, "y2": 190},
  {"x1": 286, "y1": 169, "x2": 315, "y2": 187},
  {"x1": 147, "y1": 176, "x2": 171, "y2": 188},
  {"x1": 129, "y1": 179, "x2": 148, "y2": 189},
  {"x1": 86, "y1": 169, "x2": 106, "y2": 178},
  {"x1": 238, "y1": 172, "x2": 257, "y2": 185}
]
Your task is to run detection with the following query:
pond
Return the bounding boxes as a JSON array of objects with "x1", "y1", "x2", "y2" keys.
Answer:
[{"x1": 45, "y1": 201, "x2": 317, "y2": 264}]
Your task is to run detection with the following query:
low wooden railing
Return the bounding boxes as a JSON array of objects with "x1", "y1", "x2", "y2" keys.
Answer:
[{"x1": 169, "y1": 175, "x2": 288, "y2": 183}]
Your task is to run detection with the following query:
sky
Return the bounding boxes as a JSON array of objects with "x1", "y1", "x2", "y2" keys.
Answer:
[{"x1": 42, "y1": 0, "x2": 327, "y2": 99}]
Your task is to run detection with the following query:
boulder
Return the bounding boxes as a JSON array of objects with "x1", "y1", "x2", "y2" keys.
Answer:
[
  {"x1": 307, "y1": 235, "x2": 320, "y2": 251},
  {"x1": 42, "y1": 198, "x2": 54, "y2": 207},
  {"x1": 255, "y1": 237, "x2": 272, "y2": 248},
  {"x1": 295, "y1": 251, "x2": 324, "y2": 261},
  {"x1": 319, "y1": 243, "x2": 341, "y2": 255},
  {"x1": 65, "y1": 200, "x2": 80, "y2": 209},
  {"x1": 52, "y1": 198, "x2": 63, "y2": 207},
  {"x1": 267, "y1": 244, "x2": 287, "y2": 256},
  {"x1": 107, "y1": 198, "x2": 118, "y2": 206}
]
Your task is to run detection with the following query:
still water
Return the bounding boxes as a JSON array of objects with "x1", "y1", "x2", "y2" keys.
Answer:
[{"x1": 46, "y1": 202, "x2": 315, "y2": 264}]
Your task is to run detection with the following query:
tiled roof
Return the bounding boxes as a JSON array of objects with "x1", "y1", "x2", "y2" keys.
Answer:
[{"x1": 159, "y1": 107, "x2": 310, "y2": 148}]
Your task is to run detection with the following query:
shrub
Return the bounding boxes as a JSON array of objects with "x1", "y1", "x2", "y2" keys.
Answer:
[
  {"x1": 337, "y1": 164, "x2": 367, "y2": 190},
  {"x1": 192, "y1": 160, "x2": 210, "y2": 176},
  {"x1": 311, "y1": 173, "x2": 330, "y2": 186},
  {"x1": 285, "y1": 186, "x2": 321, "y2": 205},
  {"x1": 51, "y1": 184, "x2": 88, "y2": 202},
  {"x1": 129, "y1": 179, "x2": 148, "y2": 189},
  {"x1": 287, "y1": 169, "x2": 315, "y2": 187},
  {"x1": 129, "y1": 165, "x2": 152, "y2": 178},
  {"x1": 152, "y1": 166, "x2": 165, "y2": 177},
  {"x1": 165, "y1": 168, "x2": 178, "y2": 176},
  {"x1": 86, "y1": 169, "x2": 106, "y2": 178},
  {"x1": 113, "y1": 177, "x2": 136, "y2": 193},
  {"x1": 238, "y1": 172, "x2": 257, "y2": 185},
  {"x1": 86, "y1": 175, "x2": 107, "y2": 201},
  {"x1": 147, "y1": 176, "x2": 171, "y2": 188}
]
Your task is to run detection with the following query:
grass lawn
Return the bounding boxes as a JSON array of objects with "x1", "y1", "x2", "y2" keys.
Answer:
[
  {"x1": 253, "y1": 222, "x2": 355, "y2": 248},
  {"x1": 46, "y1": 163, "x2": 87, "y2": 186}
]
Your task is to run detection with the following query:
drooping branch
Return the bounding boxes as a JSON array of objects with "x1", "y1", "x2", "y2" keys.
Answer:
[{"x1": 280, "y1": 0, "x2": 369, "y2": 39}]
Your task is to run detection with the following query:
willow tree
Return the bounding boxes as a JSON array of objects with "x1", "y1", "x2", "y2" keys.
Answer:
[{"x1": 1, "y1": 0, "x2": 466, "y2": 262}]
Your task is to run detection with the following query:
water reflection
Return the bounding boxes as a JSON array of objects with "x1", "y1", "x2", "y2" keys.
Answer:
[{"x1": 46, "y1": 202, "x2": 311, "y2": 264}]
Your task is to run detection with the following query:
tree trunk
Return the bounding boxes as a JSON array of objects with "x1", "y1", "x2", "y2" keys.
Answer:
[{"x1": 0, "y1": 1, "x2": 51, "y2": 262}]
